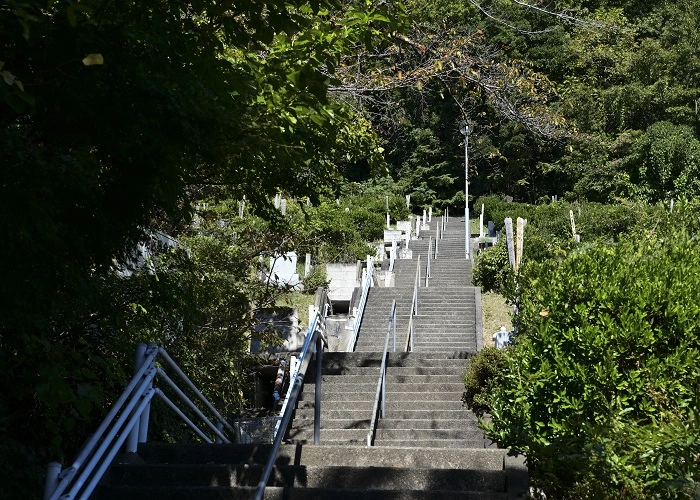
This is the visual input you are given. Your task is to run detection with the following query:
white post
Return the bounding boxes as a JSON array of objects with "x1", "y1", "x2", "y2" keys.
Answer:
[
  {"x1": 428, "y1": 207, "x2": 432, "y2": 222},
  {"x1": 406, "y1": 194, "x2": 410, "y2": 208},
  {"x1": 480, "y1": 204, "x2": 485, "y2": 239},
  {"x1": 386, "y1": 212, "x2": 390, "y2": 229},
  {"x1": 305, "y1": 253, "x2": 311, "y2": 277},
  {"x1": 415, "y1": 217, "x2": 420, "y2": 238},
  {"x1": 280, "y1": 199, "x2": 287, "y2": 215},
  {"x1": 422, "y1": 209, "x2": 427, "y2": 228},
  {"x1": 505, "y1": 218, "x2": 515, "y2": 269},
  {"x1": 515, "y1": 217, "x2": 524, "y2": 272},
  {"x1": 569, "y1": 210, "x2": 576, "y2": 237}
]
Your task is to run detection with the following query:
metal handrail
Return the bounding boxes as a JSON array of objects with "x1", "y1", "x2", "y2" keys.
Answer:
[
  {"x1": 347, "y1": 258, "x2": 375, "y2": 351},
  {"x1": 404, "y1": 255, "x2": 421, "y2": 352},
  {"x1": 427, "y1": 237, "x2": 432, "y2": 287},
  {"x1": 45, "y1": 344, "x2": 233, "y2": 500},
  {"x1": 389, "y1": 242, "x2": 396, "y2": 272},
  {"x1": 255, "y1": 289, "x2": 331, "y2": 500},
  {"x1": 367, "y1": 300, "x2": 397, "y2": 446},
  {"x1": 436, "y1": 222, "x2": 439, "y2": 256}
]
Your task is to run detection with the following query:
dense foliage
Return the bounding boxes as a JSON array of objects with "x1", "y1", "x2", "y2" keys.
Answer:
[
  {"x1": 4, "y1": 0, "x2": 700, "y2": 497},
  {"x1": 487, "y1": 229, "x2": 700, "y2": 498},
  {"x1": 1, "y1": 1, "x2": 408, "y2": 497}
]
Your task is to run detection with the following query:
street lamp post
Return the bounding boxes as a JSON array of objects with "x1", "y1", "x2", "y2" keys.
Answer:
[{"x1": 459, "y1": 120, "x2": 471, "y2": 259}]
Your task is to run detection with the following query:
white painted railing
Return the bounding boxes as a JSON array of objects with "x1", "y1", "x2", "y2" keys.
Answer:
[
  {"x1": 346, "y1": 257, "x2": 375, "y2": 352},
  {"x1": 427, "y1": 237, "x2": 432, "y2": 287},
  {"x1": 45, "y1": 344, "x2": 233, "y2": 500},
  {"x1": 367, "y1": 299, "x2": 397, "y2": 446},
  {"x1": 404, "y1": 255, "x2": 421, "y2": 352},
  {"x1": 435, "y1": 221, "x2": 440, "y2": 256}
]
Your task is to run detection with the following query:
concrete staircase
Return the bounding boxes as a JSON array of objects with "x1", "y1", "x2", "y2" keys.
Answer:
[
  {"x1": 99, "y1": 214, "x2": 526, "y2": 498},
  {"x1": 101, "y1": 441, "x2": 511, "y2": 499}
]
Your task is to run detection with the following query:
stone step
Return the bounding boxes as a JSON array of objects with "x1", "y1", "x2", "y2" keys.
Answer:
[
  {"x1": 302, "y1": 386, "x2": 464, "y2": 399},
  {"x1": 304, "y1": 374, "x2": 468, "y2": 384},
  {"x1": 297, "y1": 400, "x2": 465, "y2": 411},
  {"x1": 303, "y1": 377, "x2": 466, "y2": 388},
  {"x1": 103, "y1": 463, "x2": 505, "y2": 492},
  {"x1": 136, "y1": 443, "x2": 506, "y2": 470},
  {"x1": 411, "y1": 336, "x2": 475, "y2": 343},
  {"x1": 386, "y1": 352, "x2": 473, "y2": 362},
  {"x1": 291, "y1": 418, "x2": 370, "y2": 429},
  {"x1": 297, "y1": 392, "x2": 375, "y2": 402},
  {"x1": 372, "y1": 429, "x2": 486, "y2": 442},
  {"x1": 372, "y1": 439, "x2": 487, "y2": 449},
  {"x1": 377, "y1": 418, "x2": 479, "y2": 430},
  {"x1": 387, "y1": 367, "x2": 466, "y2": 375},
  {"x1": 294, "y1": 405, "x2": 477, "y2": 420},
  {"x1": 294, "y1": 409, "x2": 472, "y2": 421},
  {"x1": 287, "y1": 428, "x2": 369, "y2": 442},
  {"x1": 382, "y1": 391, "x2": 465, "y2": 401},
  {"x1": 99, "y1": 486, "x2": 509, "y2": 500},
  {"x1": 411, "y1": 338, "x2": 476, "y2": 344},
  {"x1": 377, "y1": 418, "x2": 481, "y2": 431}
]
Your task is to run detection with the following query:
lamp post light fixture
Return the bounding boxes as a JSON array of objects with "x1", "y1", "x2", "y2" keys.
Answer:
[{"x1": 459, "y1": 120, "x2": 471, "y2": 259}]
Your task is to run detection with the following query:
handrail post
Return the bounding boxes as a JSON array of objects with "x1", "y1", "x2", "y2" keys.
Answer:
[
  {"x1": 314, "y1": 335, "x2": 322, "y2": 445},
  {"x1": 44, "y1": 462, "x2": 61, "y2": 500},
  {"x1": 126, "y1": 343, "x2": 147, "y2": 453},
  {"x1": 393, "y1": 309, "x2": 396, "y2": 353},
  {"x1": 138, "y1": 342, "x2": 157, "y2": 444},
  {"x1": 418, "y1": 255, "x2": 421, "y2": 288}
]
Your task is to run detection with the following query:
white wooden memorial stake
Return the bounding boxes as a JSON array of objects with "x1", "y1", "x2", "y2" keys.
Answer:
[
  {"x1": 505, "y1": 218, "x2": 515, "y2": 269},
  {"x1": 515, "y1": 217, "x2": 525, "y2": 272}
]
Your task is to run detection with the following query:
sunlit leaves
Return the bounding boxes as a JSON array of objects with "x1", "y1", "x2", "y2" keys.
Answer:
[{"x1": 488, "y1": 230, "x2": 700, "y2": 496}]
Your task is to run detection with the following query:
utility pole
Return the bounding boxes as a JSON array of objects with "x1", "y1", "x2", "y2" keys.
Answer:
[{"x1": 459, "y1": 120, "x2": 471, "y2": 259}]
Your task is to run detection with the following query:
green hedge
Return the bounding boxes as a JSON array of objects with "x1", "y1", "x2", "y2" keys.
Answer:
[{"x1": 486, "y1": 230, "x2": 700, "y2": 498}]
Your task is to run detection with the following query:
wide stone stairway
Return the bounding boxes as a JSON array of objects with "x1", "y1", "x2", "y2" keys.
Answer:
[{"x1": 99, "y1": 215, "x2": 526, "y2": 499}]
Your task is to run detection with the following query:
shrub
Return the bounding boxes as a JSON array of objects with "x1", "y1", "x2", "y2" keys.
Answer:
[
  {"x1": 473, "y1": 238, "x2": 513, "y2": 294},
  {"x1": 486, "y1": 230, "x2": 700, "y2": 498},
  {"x1": 463, "y1": 347, "x2": 508, "y2": 416},
  {"x1": 301, "y1": 266, "x2": 330, "y2": 293}
]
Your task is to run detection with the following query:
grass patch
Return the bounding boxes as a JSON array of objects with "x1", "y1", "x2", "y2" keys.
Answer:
[
  {"x1": 481, "y1": 291, "x2": 512, "y2": 348},
  {"x1": 275, "y1": 291, "x2": 316, "y2": 328}
]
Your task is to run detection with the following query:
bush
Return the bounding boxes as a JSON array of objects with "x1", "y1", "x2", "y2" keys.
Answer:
[
  {"x1": 473, "y1": 238, "x2": 513, "y2": 294},
  {"x1": 486, "y1": 230, "x2": 700, "y2": 498},
  {"x1": 463, "y1": 347, "x2": 508, "y2": 416},
  {"x1": 301, "y1": 266, "x2": 330, "y2": 293}
]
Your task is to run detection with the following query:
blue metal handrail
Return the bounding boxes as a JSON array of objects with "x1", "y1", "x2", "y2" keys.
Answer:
[
  {"x1": 255, "y1": 289, "x2": 331, "y2": 500},
  {"x1": 347, "y1": 257, "x2": 375, "y2": 351},
  {"x1": 45, "y1": 344, "x2": 233, "y2": 500},
  {"x1": 366, "y1": 299, "x2": 397, "y2": 446}
]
